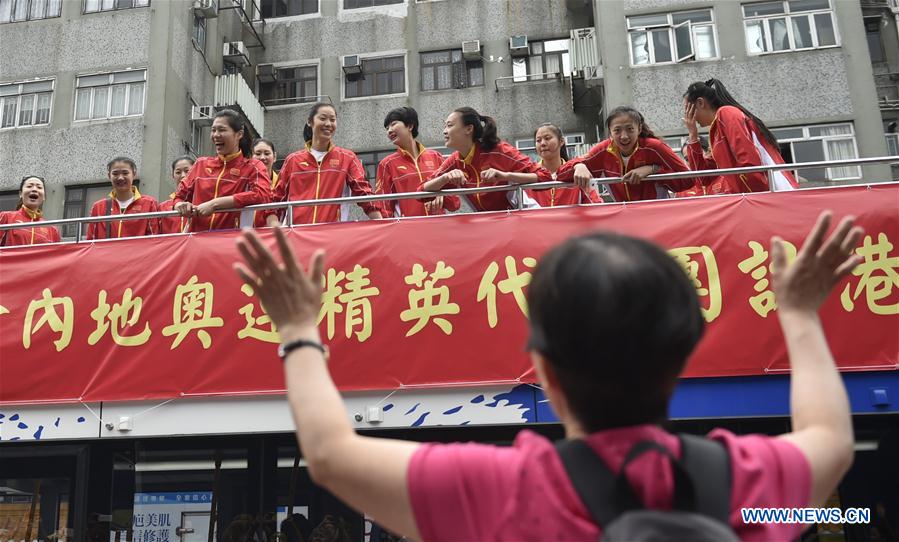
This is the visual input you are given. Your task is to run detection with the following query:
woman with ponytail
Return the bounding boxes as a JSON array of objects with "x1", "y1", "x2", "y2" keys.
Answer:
[
  {"x1": 275, "y1": 102, "x2": 382, "y2": 225},
  {"x1": 526, "y1": 123, "x2": 601, "y2": 206},
  {"x1": 683, "y1": 78, "x2": 798, "y2": 193},
  {"x1": 556, "y1": 107, "x2": 696, "y2": 202},
  {"x1": 174, "y1": 109, "x2": 272, "y2": 232},
  {"x1": 421, "y1": 107, "x2": 551, "y2": 212}
]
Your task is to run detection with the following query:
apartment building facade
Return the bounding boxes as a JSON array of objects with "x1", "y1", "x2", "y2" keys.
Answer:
[{"x1": 0, "y1": 0, "x2": 896, "y2": 223}]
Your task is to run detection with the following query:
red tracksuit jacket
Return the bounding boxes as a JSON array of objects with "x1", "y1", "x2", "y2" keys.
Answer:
[
  {"x1": 556, "y1": 138, "x2": 696, "y2": 202},
  {"x1": 158, "y1": 194, "x2": 187, "y2": 234},
  {"x1": 527, "y1": 159, "x2": 602, "y2": 206},
  {"x1": 275, "y1": 143, "x2": 380, "y2": 225},
  {"x1": 174, "y1": 151, "x2": 272, "y2": 232},
  {"x1": 376, "y1": 144, "x2": 461, "y2": 217},
  {"x1": 425, "y1": 141, "x2": 552, "y2": 212},
  {"x1": 0, "y1": 207, "x2": 61, "y2": 246},
  {"x1": 688, "y1": 105, "x2": 798, "y2": 194},
  {"x1": 86, "y1": 187, "x2": 159, "y2": 240},
  {"x1": 253, "y1": 171, "x2": 280, "y2": 227}
]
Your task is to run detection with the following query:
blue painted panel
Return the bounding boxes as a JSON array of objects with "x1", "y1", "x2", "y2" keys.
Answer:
[{"x1": 533, "y1": 372, "x2": 899, "y2": 423}]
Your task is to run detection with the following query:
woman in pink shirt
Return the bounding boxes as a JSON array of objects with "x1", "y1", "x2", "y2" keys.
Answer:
[{"x1": 234, "y1": 212, "x2": 862, "y2": 541}]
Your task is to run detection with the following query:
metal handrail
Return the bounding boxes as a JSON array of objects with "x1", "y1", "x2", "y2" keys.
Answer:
[{"x1": 2, "y1": 155, "x2": 897, "y2": 239}]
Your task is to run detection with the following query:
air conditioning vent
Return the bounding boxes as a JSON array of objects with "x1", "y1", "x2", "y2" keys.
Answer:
[
  {"x1": 509, "y1": 35, "x2": 529, "y2": 57},
  {"x1": 193, "y1": 0, "x2": 218, "y2": 18},
  {"x1": 223, "y1": 41, "x2": 250, "y2": 66},
  {"x1": 342, "y1": 55, "x2": 363, "y2": 79},
  {"x1": 461, "y1": 40, "x2": 481, "y2": 60},
  {"x1": 190, "y1": 105, "x2": 215, "y2": 126},
  {"x1": 256, "y1": 63, "x2": 277, "y2": 84}
]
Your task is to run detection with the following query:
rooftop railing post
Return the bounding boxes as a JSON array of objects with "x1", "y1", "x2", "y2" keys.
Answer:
[
  {"x1": 516, "y1": 186, "x2": 524, "y2": 211},
  {"x1": 75, "y1": 222, "x2": 83, "y2": 243},
  {"x1": 287, "y1": 203, "x2": 294, "y2": 227},
  {"x1": 768, "y1": 169, "x2": 776, "y2": 192}
]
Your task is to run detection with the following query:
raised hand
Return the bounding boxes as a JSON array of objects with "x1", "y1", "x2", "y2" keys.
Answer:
[
  {"x1": 233, "y1": 227, "x2": 325, "y2": 338},
  {"x1": 771, "y1": 211, "x2": 864, "y2": 316}
]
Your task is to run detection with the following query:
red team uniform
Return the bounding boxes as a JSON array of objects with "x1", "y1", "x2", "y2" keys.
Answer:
[
  {"x1": 158, "y1": 195, "x2": 187, "y2": 234},
  {"x1": 527, "y1": 160, "x2": 602, "y2": 207},
  {"x1": 0, "y1": 207, "x2": 61, "y2": 246},
  {"x1": 253, "y1": 171, "x2": 280, "y2": 227},
  {"x1": 86, "y1": 187, "x2": 159, "y2": 240},
  {"x1": 687, "y1": 105, "x2": 798, "y2": 194},
  {"x1": 424, "y1": 142, "x2": 552, "y2": 212},
  {"x1": 275, "y1": 143, "x2": 380, "y2": 225},
  {"x1": 174, "y1": 151, "x2": 272, "y2": 232},
  {"x1": 556, "y1": 138, "x2": 695, "y2": 202},
  {"x1": 376, "y1": 145, "x2": 460, "y2": 217}
]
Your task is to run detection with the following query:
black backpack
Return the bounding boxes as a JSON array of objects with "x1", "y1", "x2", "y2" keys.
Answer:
[{"x1": 556, "y1": 434, "x2": 739, "y2": 541}]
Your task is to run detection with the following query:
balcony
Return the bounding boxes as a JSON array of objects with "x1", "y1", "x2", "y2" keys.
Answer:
[{"x1": 196, "y1": 74, "x2": 266, "y2": 137}]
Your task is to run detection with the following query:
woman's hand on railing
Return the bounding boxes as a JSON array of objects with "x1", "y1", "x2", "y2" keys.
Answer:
[
  {"x1": 622, "y1": 165, "x2": 656, "y2": 185},
  {"x1": 573, "y1": 163, "x2": 592, "y2": 190},
  {"x1": 424, "y1": 196, "x2": 444, "y2": 214},
  {"x1": 175, "y1": 201, "x2": 195, "y2": 217},
  {"x1": 196, "y1": 201, "x2": 217, "y2": 217}
]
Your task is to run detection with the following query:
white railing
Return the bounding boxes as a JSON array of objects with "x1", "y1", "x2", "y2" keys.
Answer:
[
  {"x1": 215, "y1": 74, "x2": 265, "y2": 135},
  {"x1": 2, "y1": 156, "x2": 898, "y2": 244}
]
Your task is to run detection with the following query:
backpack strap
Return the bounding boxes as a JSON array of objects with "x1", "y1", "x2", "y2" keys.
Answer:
[
  {"x1": 106, "y1": 196, "x2": 116, "y2": 238},
  {"x1": 679, "y1": 434, "x2": 731, "y2": 524},
  {"x1": 556, "y1": 434, "x2": 731, "y2": 529}
]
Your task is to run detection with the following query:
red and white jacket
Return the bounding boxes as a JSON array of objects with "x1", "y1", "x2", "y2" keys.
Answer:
[
  {"x1": 376, "y1": 144, "x2": 460, "y2": 217},
  {"x1": 275, "y1": 143, "x2": 380, "y2": 225},
  {"x1": 527, "y1": 159, "x2": 602, "y2": 207},
  {"x1": 174, "y1": 151, "x2": 272, "y2": 232},
  {"x1": 86, "y1": 187, "x2": 159, "y2": 240},
  {"x1": 0, "y1": 207, "x2": 61, "y2": 246},
  {"x1": 424, "y1": 141, "x2": 552, "y2": 212},
  {"x1": 556, "y1": 138, "x2": 696, "y2": 202},
  {"x1": 253, "y1": 171, "x2": 280, "y2": 227},
  {"x1": 688, "y1": 105, "x2": 798, "y2": 194},
  {"x1": 158, "y1": 194, "x2": 187, "y2": 234}
]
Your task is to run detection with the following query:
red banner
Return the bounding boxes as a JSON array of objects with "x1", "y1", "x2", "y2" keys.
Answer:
[{"x1": 1, "y1": 185, "x2": 897, "y2": 405}]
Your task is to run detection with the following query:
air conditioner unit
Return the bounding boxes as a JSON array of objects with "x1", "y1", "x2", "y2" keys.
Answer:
[
  {"x1": 461, "y1": 40, "x2": 481, "y2": 61},
  {"x1": 223, "y1": 41, "x2": 250, "y2": 66},
  {"x1": 256, "y1": 63, "x2": 277, "y2": 84},
  {"x1": 193, "y1": 0, "x2": 218, "y2": 18},
  {"x1": 509, "y1": 35, "x2": 529, "y2": 57},
  {"x1": 190, "y1": 105, "x2": 215, "y2": 126},
  {"x1": 342, "y1": 55, "x2": 363, "y2": 78}
]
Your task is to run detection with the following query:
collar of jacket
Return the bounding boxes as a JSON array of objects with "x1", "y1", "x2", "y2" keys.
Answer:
[
  {"x1": 606, "y1": 138, "x2": 641, "y2": 158},
  {"x1": 305, "y1": 141, "x2": 335, "y2": 154},
  {"x1": 398, "y1": 141, "x2": 427, "y2": 161},
  {"x1": 107, "y1": 186, "x2": 143, "y2": 201},
  {"x1": 462, "y1": 143, "x2": 478, "y2": 165},
  {"x1": 20, "y1": 206, "x2": 42, "y2": 220},
  {"x1": 216, "y1": 150, "x2": 244, "y2": 163}
]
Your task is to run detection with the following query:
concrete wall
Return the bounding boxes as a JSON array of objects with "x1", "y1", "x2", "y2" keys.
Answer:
[
  {"x1": 598, "y1": 0, "x2": 890, "y2": 181},
  {"x1": 260, "y1": 0, "x2": 595, "y2": 161}
]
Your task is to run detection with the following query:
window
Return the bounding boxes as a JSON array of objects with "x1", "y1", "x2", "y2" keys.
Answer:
[
  {"x1": 420, "y1": 49, "x2": 484, "y2": 91},
  {"x1": 627, "y1": 9, "x2": 718, "y2": 66},
  {"x1": 74, "y1": 69, "x2": 146, "y2": 122},
  {"x1": 0, "y1": 0, "x2": 61, "y2": 23},
  {"x1": 260, "y1": 0, "x2": 317, "y2": 17},
  {"x1": 865, "y1": 16, "x2": 885, "y2": 64},
  {"x1": 83, "y1": 0, "x2": 149, "y2": 13},
  {"x1": 260, "y1": 65, "x2": 318, "y2": 106},
  {"x1": 773, "y1": 123, "x2": 859, "y2": 182},
  {"x1": 0, "y1": 190, "x2": 19, "y2": 211},
  {"x1": 344, "y1": 55, "x2": 405, "y2": 99},
  {"x1": 193, "y1": 15, "x2": 206, "y2": 52},
  {"x1": 62, "y1": 183, "x2": 128, "y2": 237},
  {"x1": 512, "y1": 39, "x2": 570, "y2": 82},
  {"x1": 355, "y1": 150, "x2": 394, "y2": 186},
  {"x1": 743, "y1": 0, "x2": 838, "y2": 55},
  {"x1": 886, "y1": 133, "x2": 899, "y2": 156},
  {"x1": 515, "y1": 133, "x2": 586, "y2": 161},
  {"x1": 0, "y1": 79, "x2": 53, "y2": 129},
  {"x1": 343, "y1": 0, "x2": 402, "y2": 8}
]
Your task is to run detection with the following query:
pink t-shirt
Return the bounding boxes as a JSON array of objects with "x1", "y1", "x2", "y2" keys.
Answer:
[{"x1": 408, "y1": 425, "x2": 811, "y2": 541}]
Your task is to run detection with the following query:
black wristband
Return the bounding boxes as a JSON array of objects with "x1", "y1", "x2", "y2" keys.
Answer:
[{"x1": 278, "y1": 338, "x2": 327, "y2": 360}]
